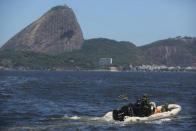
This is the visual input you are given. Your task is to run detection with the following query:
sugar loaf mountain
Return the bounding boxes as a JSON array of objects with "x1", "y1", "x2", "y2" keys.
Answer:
[
  {"x1": 0, "y1": 5, "x2": 196, "y2": 71},
  {"x1": 1, "y1": 5, "x2": 84, "y2": 54}
]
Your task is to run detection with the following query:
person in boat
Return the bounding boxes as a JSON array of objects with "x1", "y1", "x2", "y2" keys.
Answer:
[
  {"x1": 153, "y1": 103, "x2": 169, "y2": 114},
  {"x1": 161, "y1": 103, "x2": 169, "y2": 112},
  {"x1": 132, "y1": 94, "x2": 153, "y2": 117},
  {"x1": 113, "y1": 94, "x2": 156, "y2": 121}
]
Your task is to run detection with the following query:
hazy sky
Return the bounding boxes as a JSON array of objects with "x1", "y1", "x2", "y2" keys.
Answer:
[{"x1": 0, "y1": 0, "x2": 195, "y2": 47}]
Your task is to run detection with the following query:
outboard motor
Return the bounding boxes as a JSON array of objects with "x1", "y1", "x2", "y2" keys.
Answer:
[
  {"x1": 113, "y1": 103, "x2": 134, "y2": 121},
  {"x1": 113, "y1": 109, "x2": 125, "y2": 121}
]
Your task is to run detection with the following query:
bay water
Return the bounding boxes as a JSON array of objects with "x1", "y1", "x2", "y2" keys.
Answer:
[{"x1": 0, "y1": 71, "x2": 196, "y2": 130}]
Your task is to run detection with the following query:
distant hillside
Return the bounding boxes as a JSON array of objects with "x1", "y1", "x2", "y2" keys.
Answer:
[
  {"x1": 1, "y1": 5, "x2": 84, "y2": 54},
  {"x1": 140, "y1": 36, "x2": 196, "y2": 66},
  {"x1": 76, "y1": 38, "x2": 148, "y2": 66},
  {"x1": 0, "y1": 38, "x2": 148, "y2": 70},
  {"x1": 0, "y1": 50, "x2": 95, "y2": 70},
  {"x1": 0, "y1": 37, "x2": 196, "y2": 70}
]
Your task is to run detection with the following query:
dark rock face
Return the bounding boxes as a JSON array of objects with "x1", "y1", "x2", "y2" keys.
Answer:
[
  {"x1": 140, "y1": 37, "x2": 196, "y2": 66},
  {"x1": 1, "y1": 5, "x2": 84, "y2": 54},
  {"x1": 145, "y1": 45, "x2": 195, "y2": 66}
]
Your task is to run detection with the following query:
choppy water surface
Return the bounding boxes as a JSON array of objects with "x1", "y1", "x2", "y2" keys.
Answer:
[{"x1": 0, "y1": 71, "x2": 196, "y2": 131}]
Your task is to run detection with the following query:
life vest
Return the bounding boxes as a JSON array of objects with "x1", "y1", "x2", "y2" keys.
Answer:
[{"x1": 154, "y1": 109, "x2": 161, "y2": 114}]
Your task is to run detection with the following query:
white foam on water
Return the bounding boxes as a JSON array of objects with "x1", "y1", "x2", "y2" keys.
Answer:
[
  {"x1": 60, "y1": 112, "x2": 114, "y2": 123},
  {"x1": 7, "y1": 113, "x2": 177, "y2": 131},
  {"x1": 62, "y1": 115, "x2": 110, "y2": 122},
  {"x1": 70, "y1": 116, "x2": 81, "y2": 120},
  {"x1": 59, "y1": 111, "x2": 177, "y2": 125},
  {"x1": 145, "y1": 118, "x2": 172, "y2": 124}
]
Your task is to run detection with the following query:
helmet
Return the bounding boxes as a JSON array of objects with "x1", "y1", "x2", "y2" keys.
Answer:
[{"x1": 150, "y1": 102, "x2": 156, "y2": 109}]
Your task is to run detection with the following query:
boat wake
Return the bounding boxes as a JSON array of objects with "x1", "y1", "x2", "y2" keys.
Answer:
[
  {"x1": 61, "y1": 111, "x2": 114, "y2": 123},
  {"x1": 145, "y1": 118, "x2": 172, "y2": 124},
  {"x1": 6, "y1": 113, "x2": 183, "y2": 131},
  {"x1": 60, "y1": 111, "x2": 175, "y2": 125}
]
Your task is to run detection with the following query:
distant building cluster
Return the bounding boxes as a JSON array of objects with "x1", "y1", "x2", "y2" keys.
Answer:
[
  {"x1": 97, "y1": 58, "x2": 196, "y2": 72},
  {"x1": 128, "y1": 65, "x2": 196, "y2": 72},
  {"x1": 99, "y1": 58, "x2": 112, "y2": 67}
]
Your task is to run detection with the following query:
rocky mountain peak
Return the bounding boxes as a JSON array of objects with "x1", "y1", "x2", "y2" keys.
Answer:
[{"x1": 1, "y1": 5, "x2": 84, "y2": 54}]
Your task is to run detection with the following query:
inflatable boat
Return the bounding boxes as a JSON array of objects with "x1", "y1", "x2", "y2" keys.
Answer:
[{"x1": 104, "y1": 104, "x2": 181, "y2": 122}]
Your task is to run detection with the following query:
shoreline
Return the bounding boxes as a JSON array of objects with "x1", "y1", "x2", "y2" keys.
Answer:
[{"x1": 0, "y1": 68, "x2": 196, "y2": 72}]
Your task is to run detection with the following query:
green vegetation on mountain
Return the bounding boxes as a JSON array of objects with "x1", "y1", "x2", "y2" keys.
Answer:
[
  {"x1": 75, "y1": 38, "x2": 147, "y2": 66},
  {"x1": 0, "y1": 37, "x2": 196, "y2": 70},
  {"x1": 0, "y1": 38, "x2": 147, "y2": 70}
]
